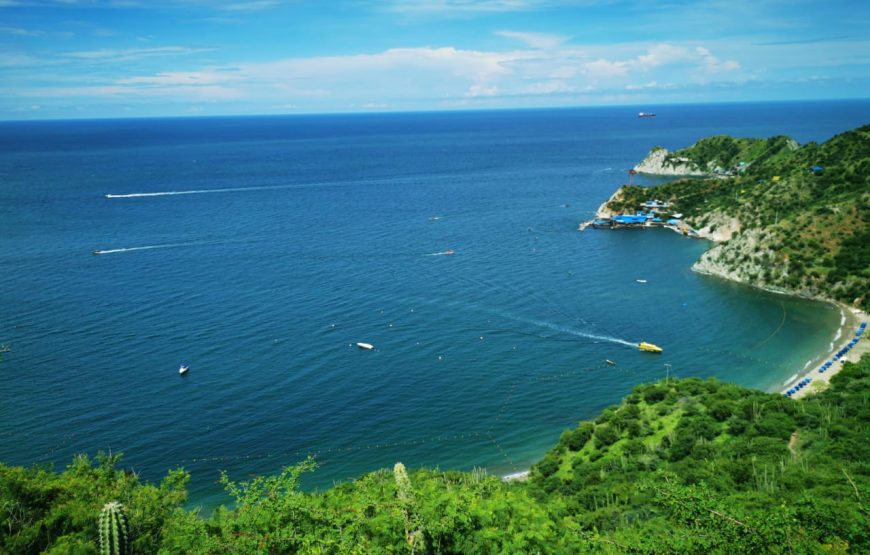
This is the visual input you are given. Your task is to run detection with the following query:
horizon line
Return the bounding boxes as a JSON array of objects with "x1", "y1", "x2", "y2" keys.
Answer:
[{"x1": 3, "y1": 96, "x2": 869, "y2": 125}]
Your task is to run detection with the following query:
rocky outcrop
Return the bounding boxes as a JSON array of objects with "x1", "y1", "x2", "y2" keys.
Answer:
[
  {"x1": 691, "y1": 228, "x2": 797, "y2": 297},
  {"x1": 633, "y1": 147, "x2": 707, "y2": 176},
  {"x1": 691, "y1": 210, "x2": 742, "y2": 242},
  {"x1": 595, "y1": 186, "x2": 626, "y2": 218}
]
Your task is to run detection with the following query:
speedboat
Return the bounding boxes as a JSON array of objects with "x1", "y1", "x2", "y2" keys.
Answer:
[
  {"x1": 356, "y1": 342, "x2": 374, "y2": 350},
  {"x1": 636, "y1": 279, "x2": 647, "y2": 283},
  {"x1": 179, "y1": 364, "x2": 189, "y2": 375},
  {"x1": 605, "y1": 359, "x2": 616, "y2": 365},
  {"x1": 638, "y1": 342, "x2": 663, "y2": 353},
  {"x1": 638, "y1": 112, "x2": 656, "y2": 118}
]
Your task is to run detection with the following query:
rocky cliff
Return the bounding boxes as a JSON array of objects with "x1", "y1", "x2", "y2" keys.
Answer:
[
  {"x1": 691, "y1": 228, "x2": 791, "y2": 295},
  {"x1": 633, "y1": 146, "x2": 707, "y2": 176},
  {"x1": 594, "y1": 187, "x2": 626, "y2": 218}
]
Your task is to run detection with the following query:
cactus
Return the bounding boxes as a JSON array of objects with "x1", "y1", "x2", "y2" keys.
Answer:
[
  {"x1": 394, "y1": 463, "x2": 423, "y2": 552},
  {"x1": 393, "y1": 463, "x2": 413, "y2": 505},
  {"x1": 99, "y1": 501, "x2": 131, "y2": 555}
]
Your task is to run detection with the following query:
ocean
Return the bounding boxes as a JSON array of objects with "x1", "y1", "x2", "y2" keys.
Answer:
[{"x1": 2, "y1": 100, "x2": 869, "y2": 507}]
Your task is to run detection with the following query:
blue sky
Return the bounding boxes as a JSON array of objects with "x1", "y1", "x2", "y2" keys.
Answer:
[{"x1": 1, "y1": 0, "x2": 868, "y2": 119}]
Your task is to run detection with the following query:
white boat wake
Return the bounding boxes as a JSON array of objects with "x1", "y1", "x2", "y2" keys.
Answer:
[
  {"x1": 486, "y1": 307, "x2": 636, "y2": 348},
  {"x1": 403, "y1": 293, "x2": 638, "y2": 349},
  {"x1": 92, "y1": 242, "x2": 199, "y2": 255},
  {"x1": 107, "y1": 175, "x2": 411, "y2": 199},
  {"x1": 525, "y1": 317, "x2": 637, "y2": 348},
  {"x1": 105, "y1": 185, "x2": 284, "y2": 198}
]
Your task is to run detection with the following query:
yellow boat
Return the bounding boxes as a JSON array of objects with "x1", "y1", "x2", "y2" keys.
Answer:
[{"x1": 638, "y1": 342, "x2": 663, "y2": 353}]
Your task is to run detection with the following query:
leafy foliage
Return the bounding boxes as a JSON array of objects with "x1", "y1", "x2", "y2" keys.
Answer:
[
  {"x1": 0, "y1": 452, "x2": 187, "y2": 554},
  {"x1": 3, "y1": 354, "x2": 870, "y2": 553}
]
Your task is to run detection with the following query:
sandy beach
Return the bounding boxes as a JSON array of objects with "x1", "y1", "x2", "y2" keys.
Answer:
[{"x1": 786, "y1": 305, "x2": 869, "y2": 399}]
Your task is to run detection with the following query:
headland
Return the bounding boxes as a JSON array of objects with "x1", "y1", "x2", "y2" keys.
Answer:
[{"x1": 581, "y1": 123, "x2": 870, "y2": 396}]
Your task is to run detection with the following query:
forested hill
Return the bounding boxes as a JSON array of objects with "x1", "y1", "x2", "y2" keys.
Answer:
[
  {"x1": 3, "y1": 353, "x2": 869, "y2": 553},
  {"x1": 608, "y1": 124, "x2": 870, "y2": 310},
  {"x1": 527, "y1": 353, "x2": 870, "y2": 552}
]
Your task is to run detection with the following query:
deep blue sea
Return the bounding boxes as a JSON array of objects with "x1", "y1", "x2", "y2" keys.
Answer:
[{"x1": 2, "y1": 100, "x2": 869, "y2": 507}]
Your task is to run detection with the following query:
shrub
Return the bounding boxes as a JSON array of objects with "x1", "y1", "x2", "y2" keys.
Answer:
[{"x1": 593, "y1": 424, "x2": 620, "y2": 449}]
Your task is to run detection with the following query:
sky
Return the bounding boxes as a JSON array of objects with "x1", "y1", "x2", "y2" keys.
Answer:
[{"x1": 1, "y1": 0, "x2": 868, "y2": 119}]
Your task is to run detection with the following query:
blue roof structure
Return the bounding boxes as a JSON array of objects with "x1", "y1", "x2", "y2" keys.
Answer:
[{"x1": 612, "y1": 215, "x2": 646, "y2": 224}]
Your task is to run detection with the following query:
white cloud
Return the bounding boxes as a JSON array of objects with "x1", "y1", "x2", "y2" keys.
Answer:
[
  {"x1": 102, "y1": 43, "x2": 740, "y2": 104},
  {"x1": 465, "y1": 84, "x2": 500, "y2": 97},
  {"x1": 8, "y1": 40, "x2": 746, "y2": 113},
  {"x1": 117, "y1": 70, "x2": 228, "y2": 86},
  {"x1": 0, "y1": 26, "x2": 43, "y2": 37},
  {"x1": 221, "y1": 0, "x2": 281, "y2": 11},
  {"x1": 64, "y1": 46, "x2": 212, "y2": 61},
  {"x1": 634, "y1": 44, "x2": 693, "y2": 70},
  {"x1": 521, "y1": 79, "x2": 575, "y2": 94},
  {"x1": 248, "y1": 46, "x2": 524, "y2": 86},
  {"x1": 625, "y1": 80, "x2": 658, "y2": 90},
  {"x1": 386, "y1": 0, "x2": 541, "y2": 13},
  {"x1": 547, "y1": 65, "x2": 578, "y2": 79},
  {"x1": 21, "y1": 84, "x2": 242, "y2": 101},
  {"x1": 695, "y1": 46, "x2": 740, "y2": 73},
  {"x1": 583, "y1": 43, "x2": 740, "y2": 81},
  {"x1": 497, "y1": 30, "x2": 569, "y2": 49},
  {"x1": 584, "y1": 58, "x2": 629, "y2": 78}
]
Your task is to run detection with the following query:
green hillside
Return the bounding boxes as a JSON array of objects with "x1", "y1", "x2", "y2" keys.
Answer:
[
  {"x1": 527, "y1": 356, "x2": 870, "y2": 552},
  {"x1": 3, "y1": 354, "x2": 869, "y2": 554},
  {"x1": 656, "y1": 134, "x2": 799, "y2": 174},
  {"x1": 609, "y1": 124, "x2": 870, "y2": 309}
]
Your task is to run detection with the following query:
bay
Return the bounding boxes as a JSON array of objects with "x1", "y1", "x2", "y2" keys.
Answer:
[{"x1": 1, "y1": 100, "x2": 868, "y2": 506}]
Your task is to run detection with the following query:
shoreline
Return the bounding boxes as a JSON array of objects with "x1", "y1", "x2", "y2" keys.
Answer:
[
  {"x1": 501, "y1": 305, "x2": 868, "y2": 484},
  {"x1": 786, "y1": 305, "x2": 868, "y2": 399},
  {"x1": 545, "y1": 197, "x2": 870, "y2": 484},
  {"x1": 501, "y1": 470, "x2": 530, "y2": 483},
  {"x1": 581, "y1": 189, "x2": 869, "y2": 399}
]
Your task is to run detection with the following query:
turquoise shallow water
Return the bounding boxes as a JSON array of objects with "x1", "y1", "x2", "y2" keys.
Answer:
[{"x1": 1, "y1": 101, "x2": 868, "y2": 506}]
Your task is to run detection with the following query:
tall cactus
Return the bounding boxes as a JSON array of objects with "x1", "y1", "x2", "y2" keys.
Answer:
[
  {"x1": 394, "y1": 463, "x2": 422, "y2": 552},
  {"x1": 99, "y1": 501, "x2": 131, "y2": 555}
]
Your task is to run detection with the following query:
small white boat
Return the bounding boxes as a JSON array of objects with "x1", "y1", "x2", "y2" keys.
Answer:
[
  {"x1": 636, "y1": 279, "x2": 647, "y2": 283},
  {"x1": 356, "y1": 342, "x2": 374, "y2": 350},
  {"x1": 179, "y1": 364, "x2": 189, "y2": 375}
]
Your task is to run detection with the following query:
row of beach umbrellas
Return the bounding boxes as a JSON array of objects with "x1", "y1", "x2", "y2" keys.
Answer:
[
  {"x1": 783, "y1": 321, "x2": 866, "y2": 397},
  {"x1": 784, "y1": 377, "x2": 812, "y2": 396}
]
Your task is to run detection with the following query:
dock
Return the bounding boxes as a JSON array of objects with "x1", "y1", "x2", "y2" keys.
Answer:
[{"x1": 579, "y1": 196, "x2": 698, "y2": 236}]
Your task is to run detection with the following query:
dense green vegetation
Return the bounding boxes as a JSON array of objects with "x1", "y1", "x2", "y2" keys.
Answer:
[
  {"x1": 609, "y1": 124, "x2": 870, "y2": 309},
  {"x1": 4, "y1": 354, "x2": 869, "y2": 553}
]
